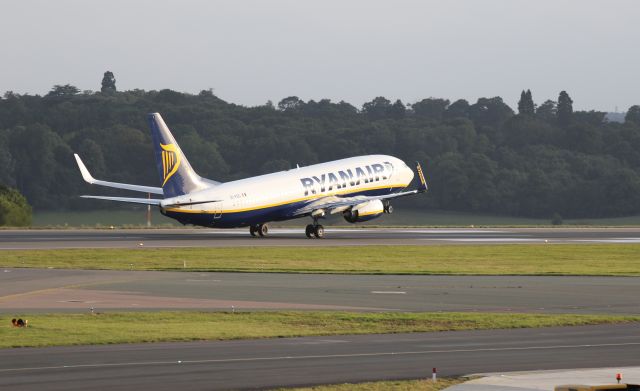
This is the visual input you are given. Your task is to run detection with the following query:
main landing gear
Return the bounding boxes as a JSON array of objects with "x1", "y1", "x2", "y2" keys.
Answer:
[
  {"x1": 249, "y1": 223, "x2": 269, "y2": 237},
  {"x1": 305, "y1": 223, "x2": 324, "y2": 239}
]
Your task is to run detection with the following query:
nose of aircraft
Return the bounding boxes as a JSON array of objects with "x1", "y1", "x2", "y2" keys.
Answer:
[{"x1": 402, "y1": 161, "x2": 414, "y2": 186}]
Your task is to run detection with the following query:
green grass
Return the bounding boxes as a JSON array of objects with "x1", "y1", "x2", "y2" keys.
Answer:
[
  {"x1": 271, "y1": 378, "x2": 464, "y2": 391},
  {"x1": 2, "y1": 311, "x2": 638, "y2": 349},
  {"x1": 3, "y1": 244, "x2": 640, "y2": 275}
]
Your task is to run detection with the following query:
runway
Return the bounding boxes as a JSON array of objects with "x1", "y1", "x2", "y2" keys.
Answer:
[
  {"x1": 2, "y1": 227, "x2": 640, "y2": 249},
  {"x1": 2, "y1": 323, "x2": 640, "y2": 390},
  {"x1": 2, "y1": 268, "x2": 640, "y2": 314},
  {"x1": 2, "y1": 228, "x2": 639, "y2": 389}
]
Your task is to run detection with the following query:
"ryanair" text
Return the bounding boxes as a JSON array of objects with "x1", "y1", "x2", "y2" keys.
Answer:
[{"x1": 299, "y1": 162, "x2": 393, "y2": 196}]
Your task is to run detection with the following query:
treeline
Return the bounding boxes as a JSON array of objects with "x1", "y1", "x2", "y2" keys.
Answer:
[{"x1": 1, "y1": 77, "x2": 640, "y2": 218}]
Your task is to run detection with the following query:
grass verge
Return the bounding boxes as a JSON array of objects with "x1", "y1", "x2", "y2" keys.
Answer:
[
  {"x1": 2, "y1": 311, "x2": 639, "y2": 349},
  {"x1": 270, "y1": 378, "x2": 464, "y2": 391},
  {"x1": 2, "y1": 244, "x2": 640, "y2": 275}
]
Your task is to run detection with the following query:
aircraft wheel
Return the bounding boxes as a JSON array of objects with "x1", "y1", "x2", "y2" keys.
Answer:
[
  {"x1": 249, "y1": 225, "x2": 257, "y2": 237},
  {"x1": 257, "y1": 223, "x2": 269, "y2": 237},
  {"x1": 313, "y1": 224, "x2": 324, "y2": 239},
  {"x1": 386, "y1": 204, "x2": 394, "y2": 214},
  {"x1": 305, "y1": 224, "x2": 315, "y2": 238}
]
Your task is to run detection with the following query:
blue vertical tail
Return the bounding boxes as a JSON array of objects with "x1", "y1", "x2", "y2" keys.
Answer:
[{"x1": 147, "y1": 113, "x2": 209, "y2": 197}]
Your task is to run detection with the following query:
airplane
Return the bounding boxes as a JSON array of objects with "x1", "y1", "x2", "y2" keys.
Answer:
[{"x1": 74, "y1": 113, "x2": 428, "y2": 238}]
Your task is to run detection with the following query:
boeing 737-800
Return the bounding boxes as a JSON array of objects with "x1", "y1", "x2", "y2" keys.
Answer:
[{"x1": 75, "y1": 113, "x2": 427, "y2": 238}]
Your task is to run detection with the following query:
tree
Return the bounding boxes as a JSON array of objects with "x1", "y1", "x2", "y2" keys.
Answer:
[
  {"x1": 278, "y1": 96, "x2": 304, "y2": 111},
  {"x1": 444, "y1": 99, "x2": 470, "y2": 119},
  {"x1": 517, "y1": 89, "x2": 535, "y2": 115},
  {"x1": 260, "y1": 159, "x2": 291, "y2": 174},
  {"x1": 388, "y1": 99, "x2": 406, "y2": 119},
  {"x1": 46, "y1": 84, "x2": 80, "y2": 97},
  {"x1": 625, "y1": 105, "x2": 640, "y2": 124},
  {"x1": 536, "y1": 100, "x2": 557, "y2": 122},
  {"x1": 1, "y1": 84, "x2": 639, "y2": 220},
  {"x1": 412, "y1": 98, "x2": 449, "y2": 120},
  {"x1": 557, "y1": 91, "x2": 573, "y2": 127},
  {"x1": 0, "y1": 185, "x2": 31, "y2": 226},
  {"x1": 362, "y1": 97, "x2": 391, "y2": 120},
  {"x1": 469, "y1": 97, "x2": 514, "y2": 126},
  {"x1": 100, "y1": 71, "x2": 117, "y2": 93},
  {"x1": 0, "y1": 130, "x2": 15, "y2": 186}
]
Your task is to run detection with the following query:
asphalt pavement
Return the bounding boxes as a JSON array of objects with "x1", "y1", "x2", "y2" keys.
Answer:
[
  {"x1": 1, "y1": 227, "x2": 640, "y2": 249},
  {"x1": 2, "y1": 323, "x2": 640, "y2": 390},
  {"x1": 2, "y1": 269, "x2": 640, "y2": 314}
]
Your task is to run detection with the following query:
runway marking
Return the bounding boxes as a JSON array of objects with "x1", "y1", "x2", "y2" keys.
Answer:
[
  {"x1": 433, "y1": 238, "x2": 544, "y2": 242},
  {"x1": 371, "y1": 291, "x2": 406, "y2": 294},
  {"x1": 575, "y1": 238, "x2": 640, "y2": 243},
  {"x1": 2, "y1": 341, "x2": 640, "y2": 373},
  {"x1": 297, "y1": 339, "x2": 349, "y2": 345},
  {"x1": 185, "y1": 279, "x2": 222, "y2": 282}
]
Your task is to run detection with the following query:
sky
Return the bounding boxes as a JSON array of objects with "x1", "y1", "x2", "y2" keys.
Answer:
[{"x1": 1, "y1": 0, "x2": 638, "y2": 112}]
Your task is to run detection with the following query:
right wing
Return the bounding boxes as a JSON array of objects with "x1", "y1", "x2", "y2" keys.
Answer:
[{"x1": 74, "y1": 154, "x2": 163, "y2": 195}]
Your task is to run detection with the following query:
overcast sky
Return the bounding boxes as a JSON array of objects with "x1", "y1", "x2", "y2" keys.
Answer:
[{"x1": 1, "y1": 0, "x2": 638, "y2": 111}]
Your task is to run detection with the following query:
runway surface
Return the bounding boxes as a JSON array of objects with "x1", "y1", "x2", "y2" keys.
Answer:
[
  {"x1": 2, "y1": 323, "x2": 640, "y2": 390},
  {"x1": 2, "y1": 228, "x2": 639, "y2": 389},
  {"x1": 2, "y1": 268, "x2": 640, "y2": 314},
  {"x1": 2, "y1": 227, "x2": 640, "y2": 249}
]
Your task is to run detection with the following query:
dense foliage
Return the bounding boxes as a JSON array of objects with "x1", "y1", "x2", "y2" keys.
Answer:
[
  {"x1": 1, "y1": 81, "x2": 639, "y2": 218},
  {"x1": 0, "y1": 185, "x2": 32, "y2": 226}
]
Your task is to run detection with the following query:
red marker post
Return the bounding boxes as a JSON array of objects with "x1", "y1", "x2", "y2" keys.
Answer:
[
  {"x1": 432, "y1": 367, "x2": 437, "y2": 382},
  {"x1": 616, "y1": 373, "x2": 622, "y2": 384}
]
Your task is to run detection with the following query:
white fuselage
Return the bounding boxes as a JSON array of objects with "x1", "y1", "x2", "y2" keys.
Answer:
[{"x1": 161, "y1": 155, "x2": 414, "y2": 227}]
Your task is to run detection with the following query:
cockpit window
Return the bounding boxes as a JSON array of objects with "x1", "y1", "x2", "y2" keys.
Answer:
[{"x1": 384, "y1": 161, "x2": 394, "y2": 179}]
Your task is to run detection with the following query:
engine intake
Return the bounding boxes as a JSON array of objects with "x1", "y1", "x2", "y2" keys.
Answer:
[{"x1": 343, "y1": 200, "x2": 385, "y2": 223}]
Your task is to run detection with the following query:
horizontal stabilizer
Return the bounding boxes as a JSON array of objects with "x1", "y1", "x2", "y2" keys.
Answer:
[
  {"x1": 161, "y1": 199, "x2": 223, "y2": 207},
  {"x1": 80, "y1": 195, "x2": 162, "y2": 205},
  {"x1": 74, "y1": 154, "x2": 163, "y2": 195}
]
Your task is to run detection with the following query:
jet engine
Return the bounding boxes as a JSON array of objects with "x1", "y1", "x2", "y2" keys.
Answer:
[{"x1": 343, "y1": 199, "x2": 386, "y2": 223}]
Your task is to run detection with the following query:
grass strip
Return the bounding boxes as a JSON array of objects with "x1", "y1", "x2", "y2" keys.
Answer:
[
  {"x1": 2, "y1": 244, "x2": 640, "y2": 275},
  {"x1": 270, "y1": 377, "x2": 464, "y2": 391},
  {"x1": 2, "y1": 311, "x2": 639, "y2": 349}
]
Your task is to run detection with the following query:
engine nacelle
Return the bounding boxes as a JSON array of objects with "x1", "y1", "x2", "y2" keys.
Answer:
[{"x1": 343, "y1": 199, "x2": 385, "y2": 223}]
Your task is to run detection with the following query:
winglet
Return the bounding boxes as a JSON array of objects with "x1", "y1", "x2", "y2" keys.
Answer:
[
  {"x1": 74, "y1": 154, "x2": 96, "y2": 184},
  {"x1": 73, "y1": 153, "x2": 164, "y2": 195},
  {"x1": 415, "y1": 161, "x2": 428, "y2": 192}
]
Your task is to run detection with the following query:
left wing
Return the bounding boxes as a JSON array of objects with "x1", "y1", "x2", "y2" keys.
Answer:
[
  {"x1": 81, "y1": 195, "x2": 222, "y2": 207},
  {"x1": 75, "y1": 154, "x2": 164, "y2": 195},
  {"x1": 80, "y1": 195, "x2": 162, "y2": 205},
  {"x1": 292, "y1": 162, "x2": 427, "y2": 217}
]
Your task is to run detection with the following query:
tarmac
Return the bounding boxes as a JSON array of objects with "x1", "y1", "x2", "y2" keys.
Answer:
[
  {"x1": 2, "y1": 268, "x2": 640, "y2": 314},
  {"x1": 2, "y1": 324, "x2": 640, "y2": 390},
  {"x1": 446, "y1": 366, "x2": 640, "y2": 390},
  {"x1": 1, "y1": 227, "x2": 640, "y2": 249}
]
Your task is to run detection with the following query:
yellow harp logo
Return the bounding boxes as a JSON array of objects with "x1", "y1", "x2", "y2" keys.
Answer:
[{"x1": 160, "y1": 143, "x2": 181, "y2": 186}]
